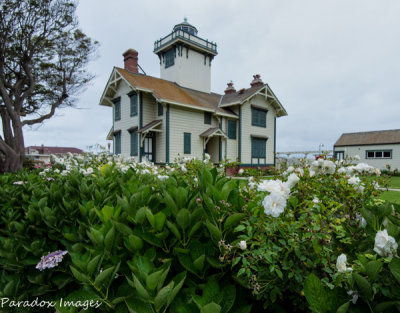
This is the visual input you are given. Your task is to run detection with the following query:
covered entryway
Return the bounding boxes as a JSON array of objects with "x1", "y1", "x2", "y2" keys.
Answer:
[
  {"x1": 137, "y1": 120, "x2": 162, "y2": 162},
  {"x1": 200, "y1": 127, "x2": 227, "y2": 163}
]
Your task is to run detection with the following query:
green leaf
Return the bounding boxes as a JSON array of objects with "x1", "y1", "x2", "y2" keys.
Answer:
[
  {"x1": 353, "y1": 273, "x2": 372, "y2": 301},
  {"x1": 94, "y1": 266, "x2": 115, "y2": 288},
  {"x1": 205, "y1": 221, "x2": 222, "y2": 241},
  {"x1": 365, "y1": 260, "x2": 383, "y2": 282},
  {"x1": 336, "y1": 301, "x2": 349, "y2": 313},
  {"x1": 178, "y1": 253, "x2": 197, "y2": 275},
  {"x1": 128, "y1": 235, "x2": 143, "y2": 250},
  {"x1": 146, "y1": 270, "x2": 163, "y2": 291},
  {"x1": 224, "y1": 213, "x2": 246, "y2": 232},
  {"x1": 207, "y1": 257, "x2": 226, "y2": 269},
  {"x1": 70, "y1": 266, "x2": 90, "y2": 283},
  {"x1": 163, "y1": 191, "x2": 178, "y2": 215},
  {"x1": 154, "y1": 211, "x2": 166, "y2": 231},
  {"x1": 359, "y1": 207, "x2": 376, "y2": 229},
  {"x1": 193, "y1": 255, "x2": 206, "y2": 271},
  {"x1": 312, "y1": 238, "x2": 322, "y2": 254},
  {"x1": 167, "y1": 271, "x2": 186, "y2": 307},
  {"x1": 101, "y1": 205, "x2": 114, "y2": 221},
  {"x1": 188, "y1": 220, "x2": 203, "y2": 238},
  {"x1": 176, "y1": 209, "x2": 191, "y2": 230},
  {"x1": 203, "y1": 277, "x2": 220, "y2": 303},
  {"x1": 145, "y1": 207, "x2": 155, "y2": 228},
  {"x1": 132, "y1": 273, "x2": 150, "y2": 299},
  {"x1": 112, "y1": 220, "x2": 133, "y2": 235},
  {"x1": 104, "y1": 226, "x2": 115, "y2": 251},
  {"x1": 167, "y1": 220, "x2": 181, "y2": 240},
  {"x1": 389, "y1": 257, "x2": 400, "y2": 284},
  {"x1": 125, "y1": 298, "x2": 154, "y2": 313},
  {"x1": 136, "y1": 207, "x2": 147, "y2": 224},
  {"x1": 154, "y1": 281, "x2": 174, "y2": 312},
  {"x1": 201, "y1": 302, "x2": 221, "y2": 313},
  {"x1": 87, "y1": 255, "x2": 102, "y2": 276},
  {"x1": 304, "y1": 273, "x2": 328, "y2": 313},
  {"x1": 374, "y1": 301, "x2": 400, "y2": 312},
  {"x1": 90, "y1": 227, "x2": 104, "y2": 245},
  {"x1": 221, "y1": 285, "x2": 235, "y2": 313}
]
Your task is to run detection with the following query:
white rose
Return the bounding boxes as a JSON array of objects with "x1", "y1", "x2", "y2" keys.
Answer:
[
  {"x1": 238, "y1": 240, "x2": 247, "y2": 250},
  {"x1": 262, "y1": 193, "x2": 287, "y2": 218},
  {"x1": 336, "y1": 254, "x2": 352, "y2": 273},
  {"x1": 287, "y1": 173, "x2": 300, "y2": 189},
  {"x1": 374, "y1": 229, "x2": 398, "y2": 257}
]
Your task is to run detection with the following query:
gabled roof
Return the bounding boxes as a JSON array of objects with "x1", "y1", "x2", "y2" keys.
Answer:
[
  {"x1": 137, "y1": 120, "x2": 162, "y2": 133},
  {"x1": 220, "y1": 84, "x2": 287, "y2": 117},
  {"x1": 334, "y1": 129, "x2": 400, "y2": 147},
  {"x1": 200, "y1": 127, "x2": 227, "y2": 138},
  {"x1": 102, "y1": 68, "x2": 236, "y2": 118},
  {"x1": 99, "y1": 67, "x2": 287, "y2": 118}
]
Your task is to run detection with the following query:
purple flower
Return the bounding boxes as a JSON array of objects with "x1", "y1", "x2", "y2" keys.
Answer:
[{"x1": 36, "y1": 250, "x2": 68, "y2": 271}]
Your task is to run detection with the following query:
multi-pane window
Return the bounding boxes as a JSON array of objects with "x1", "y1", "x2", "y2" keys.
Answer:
[
  {"x1": 227, "y1": 120, "x2": 236, "y2": 139},
  {"x1": 165, "y1": 48, "x2": 175, "y2": 68},
  {"x1": 335, "y1": 151, "x2": 344, "y2": 160},
  {"x1": 366, "y1": 150, "x2": 392, "y2": 159},
  {"x1": 251, "y1": 138, "x2": 266, "y2": 158},
  {"x1": 130, "y1": 131, "x2": 138, "y2": 156},
  {"x1": 184, "y1": 133, "x2": 191, "y2": 154},
  {"x1": 129, "y1": 92, "x2": 138, "y2": 116},
  {"x1": 204, "y1": 112, "x2": 212, "y2": 124},
  {"x1": 251, "y1": 108, "x2": 267, "y2": 127},
  {"x1": 114, "y1": 132, "x2": 121, "y2": 154},
  {"x1": 158, "y1": 102, "x2": 163, "y2": 116},
  {"x1": 114, "y1": 98, "x2": 121, "y2": 121}
]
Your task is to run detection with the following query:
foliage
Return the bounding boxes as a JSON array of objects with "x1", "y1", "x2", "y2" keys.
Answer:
[
  {"x1": 0, "y1": 153, "x2": 396, "y2": 312},
  {"x1": 0, "y1": 153, "x2": 255, "y2": 312},
  {"x1": 0, "y1": 0, "x2": 98, "y2": 172}
]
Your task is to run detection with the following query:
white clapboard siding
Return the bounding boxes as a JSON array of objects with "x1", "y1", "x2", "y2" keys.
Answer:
[
  {"x1": 112, "y1": 81, "x2": 138, "y2": 158},
  {"x1": 241, "y1": 94, "x2": 276, "y2": 165},
  {"x1": 334, "y1": 144, "x2": 400, "y2": 170},
  {"x1": 169, "y1": 106, "x2": 219, "y2": 161}
]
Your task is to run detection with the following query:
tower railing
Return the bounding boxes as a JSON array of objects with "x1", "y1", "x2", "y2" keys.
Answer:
[{"x1": 154, "y1": 30, "x2": 217, "y2": 54}]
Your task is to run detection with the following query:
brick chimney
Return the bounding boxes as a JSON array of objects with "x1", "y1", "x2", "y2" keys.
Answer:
[
  {"x1": 224, "y1": 81, "x2": 236, "y2": 94},
  {"x1": 250, "y1": 74, "x2": 264, "y2": 88},
  {"x1": 123, "y1": 49, "x2": 139, "y2": 73}
]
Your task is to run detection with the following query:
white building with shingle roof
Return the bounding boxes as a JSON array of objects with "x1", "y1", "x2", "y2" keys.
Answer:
[
  {"x1": 334, "y1": 129, "x2": 400, "y2": 170},
  {"x1": 99, "y1": 20, "x2": 287, "y2": 166}
]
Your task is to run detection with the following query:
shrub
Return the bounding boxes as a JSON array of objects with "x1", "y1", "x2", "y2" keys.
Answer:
[{"x1": 0, "y1": 153, "x2": 392, "y2": 312}]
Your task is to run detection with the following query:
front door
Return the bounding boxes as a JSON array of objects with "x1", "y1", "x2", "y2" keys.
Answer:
[{"x1": 143, "y1": 133, "x2": 155, "y2": 162}]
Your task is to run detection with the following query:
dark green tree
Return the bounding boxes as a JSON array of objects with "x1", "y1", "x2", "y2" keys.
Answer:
[{"x1": 0, "y1": 0, "x2": 98, "y2": 172}]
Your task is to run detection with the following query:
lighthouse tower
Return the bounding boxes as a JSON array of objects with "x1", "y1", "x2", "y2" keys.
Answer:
[{"x1": 153, "y1": 19, "x2": 217, "y2": 93}]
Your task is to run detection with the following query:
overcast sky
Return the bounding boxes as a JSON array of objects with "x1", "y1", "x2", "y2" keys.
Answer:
[{"x1": 23, "y1": 0, "x2": 400, "y2": 153}]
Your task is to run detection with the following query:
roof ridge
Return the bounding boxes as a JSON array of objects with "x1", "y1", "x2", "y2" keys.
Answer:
[{"x1": 342, "y1": 129, "x2": 400, "y2": 135}]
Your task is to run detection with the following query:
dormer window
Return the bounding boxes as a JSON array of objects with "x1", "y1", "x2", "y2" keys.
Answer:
[{"x1": 165, "y1": 48, "x2": 174, "y2": 68}]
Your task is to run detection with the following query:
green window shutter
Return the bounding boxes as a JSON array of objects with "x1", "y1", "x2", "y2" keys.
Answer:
[
  {"x1": 252, "y1": 138, "x2": 266, "y2": 158},
  {"x1": 184, "y1": 133, "x2": 191, "y2": 154},
  {"x1": 158, "y1": 102, "x2": 163, "y2": 116},
  {"x1": 130, "y1": 93, "x2": 138, "y2": 116},
  {"x1": 251, "y1": 108, "x2": 267, "y2": 127},
  {"x1": 130, "y1": 132, "x2": 138, "y2": 156},
  {"x1": 228, "y1": 120, "x2": 236, "y2": 139},
  {"x1": 114, "y1": 99, "x2": 121, "y2": 121},
  {"x1": 115, "y1": 133, "x2": 121, "y2": 154},
  {"x1": 260, "y1": 111, "x2": 266, "y2": 127}
]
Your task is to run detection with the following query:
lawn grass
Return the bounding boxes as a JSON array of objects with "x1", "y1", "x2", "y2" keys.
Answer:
[
  {"x1": 364, "y1": 175, "x2": 400, "y2": 189},
  {"x1": 388, "y1": 176, "x2": 400, "y2": 189},
  {"x1": 379, "y1": 191, "x2": 400, "y2": 204}
]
